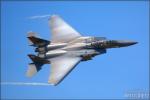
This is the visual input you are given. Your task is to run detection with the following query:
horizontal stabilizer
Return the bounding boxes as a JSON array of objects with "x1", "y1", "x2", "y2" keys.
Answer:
[
  {"x1": 27, "y1": 32, "x2": 50, "y2": 47},
  {"x1": 26, "y1": 54, "x2": 49, "y2": 77},
  {"x1": 27, "y1": 54, "x2": 49, "y2": 77},
  {"x1": 26, "y1": 63, "x2": 43, "y2": 77},
  {"x1": 28, "y1": 54, "x2": 49, "y2": 64}
]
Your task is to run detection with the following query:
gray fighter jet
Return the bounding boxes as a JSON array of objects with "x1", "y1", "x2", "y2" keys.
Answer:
[{"x1": 27, "y1": 15, "x2": 137, "y2": 85}]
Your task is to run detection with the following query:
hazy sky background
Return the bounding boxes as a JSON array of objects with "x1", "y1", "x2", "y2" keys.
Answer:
[{"x1": 1, "y1": 1, "x2": 149, "y2": 99}]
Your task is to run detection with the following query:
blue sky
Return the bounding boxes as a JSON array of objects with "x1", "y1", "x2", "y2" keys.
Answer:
[{"x1": 1, "y1": 1, "x2": 149, "y2": 99}]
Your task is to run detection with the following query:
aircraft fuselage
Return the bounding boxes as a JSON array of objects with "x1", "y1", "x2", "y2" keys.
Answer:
[{"x1": 36, "y1": 36, "x2": 137, "y2": 61}]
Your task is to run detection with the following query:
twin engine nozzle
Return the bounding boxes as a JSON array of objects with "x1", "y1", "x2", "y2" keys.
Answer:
[{"x1": 35, "y1": 47, "x2": 46, "y2": 53}]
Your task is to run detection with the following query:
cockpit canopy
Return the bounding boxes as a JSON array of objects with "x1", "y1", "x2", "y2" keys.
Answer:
[
  {"x1": 94, "y1": 37, "x2": 106, "y2": 41},
  {"x1": 85, "y1": 37, "x2": 106, "y2": 43}
]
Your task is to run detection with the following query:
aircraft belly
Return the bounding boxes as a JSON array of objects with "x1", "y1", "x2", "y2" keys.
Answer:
[
  {"x1": 46, "y1": 50, "x2": 67, "y2": 58},
  {"x1": 65, "y1": 49, "x2": 99, "y2": 57}
]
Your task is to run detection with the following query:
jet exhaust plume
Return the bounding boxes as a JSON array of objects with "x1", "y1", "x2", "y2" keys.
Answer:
[{"x1": 1, "y1": 82, "x2": 51, "y2": 86}]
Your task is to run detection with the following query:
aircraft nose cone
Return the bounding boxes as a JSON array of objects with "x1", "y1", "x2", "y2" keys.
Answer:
[
  {"x1": 117, "y1": 40, "x2": 138, "y2": 47},
  {"x1": 126, "y1": 41, "x2": 138, "y2": 45}
]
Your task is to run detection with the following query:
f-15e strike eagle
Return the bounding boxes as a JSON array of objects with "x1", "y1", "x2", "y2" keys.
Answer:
[{"x1": 27, "y1": 15, "x2": 137, "y2": 85}]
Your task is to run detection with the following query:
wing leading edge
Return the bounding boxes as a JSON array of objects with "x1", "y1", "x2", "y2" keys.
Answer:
[{"x1": 48, "y1": 56, "x2": 82, "y2": 85}]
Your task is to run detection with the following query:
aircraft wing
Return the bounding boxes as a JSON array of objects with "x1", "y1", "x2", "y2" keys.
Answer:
[
  {"x1": 49, "y1": 15, "x2": 81, "y2": 43},
  {"x1": 48, "y1": 56, "x2": 82, "y2": 85}
]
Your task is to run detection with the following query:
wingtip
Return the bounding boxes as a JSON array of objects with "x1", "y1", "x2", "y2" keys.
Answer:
[
  {"x1": 48, "y1": 14, "x2": 60, "y2": 20},
  {"x1": 51, "y1": 14, "x2": 59, "y2": 17},
  {"x1": 48, "y1": 80, "x2": 58, "y2": 86}
]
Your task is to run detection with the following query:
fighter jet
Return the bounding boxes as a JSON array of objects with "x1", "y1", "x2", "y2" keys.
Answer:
[{"x1": 27, "y1": 15, "x2": 137, "y2": 85}]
